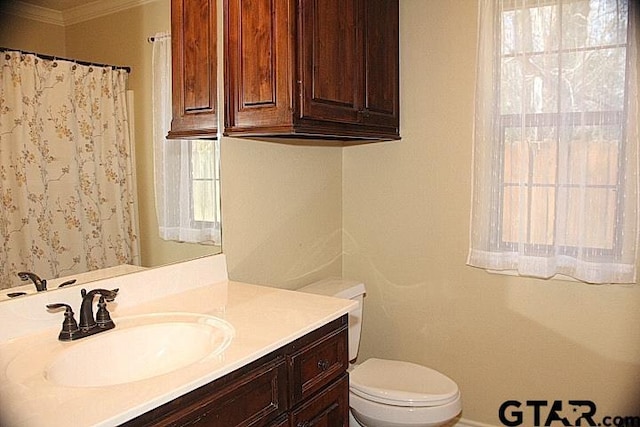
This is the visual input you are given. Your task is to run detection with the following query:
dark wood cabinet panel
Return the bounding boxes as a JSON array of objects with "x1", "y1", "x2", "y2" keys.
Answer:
[
  {"x1": 121, "y1": 315, "x2": 349, "y2": 427},
  {"x1": 169, "y1": 0, "x2": 218, "y2": 139},
  {"x1": 362, "y1": 0, "x2": 399, "y2": 129},
  {"x1": 120, "y1": 355, "x2": 288, "y2": 427},
  {"x1": 224, "y1": 0, "x2": 293, "y2": 132},
  {"x1": 297, "y1": 0, "x2": 361, "y2": 125}
]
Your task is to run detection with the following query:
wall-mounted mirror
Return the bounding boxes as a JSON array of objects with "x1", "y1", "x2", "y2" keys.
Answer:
[{"x1": 0, "y1": 0, "x2": 221, "y2": 299}]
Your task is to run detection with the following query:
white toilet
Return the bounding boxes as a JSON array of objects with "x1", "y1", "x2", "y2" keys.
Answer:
[{"x1": 299, "y1": 278, "x2": 462, "y2": 427}]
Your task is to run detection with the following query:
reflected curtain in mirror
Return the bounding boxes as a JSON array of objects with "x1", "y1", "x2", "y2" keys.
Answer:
[
  {"x1": 467, "y1": 0, "x2": 639, "y2": 283},
  {"x1": 152, "y1": 33, "x2": 221, "y2": 245},
  {"x1": 0, "y1": 51, "x2": 140, "y2": 288}
]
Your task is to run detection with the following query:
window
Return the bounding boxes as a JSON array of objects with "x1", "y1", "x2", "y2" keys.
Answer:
[
  {"x1": 191, "y1": 139, "x2": 222, "y2": 226},
  {"x1": 468, "y1": 0, "x2": 638, "y2": 284}
]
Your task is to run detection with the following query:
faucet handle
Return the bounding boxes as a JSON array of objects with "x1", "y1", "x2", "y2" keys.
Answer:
[
  {"x1": 95, "y1": 296, "x2": 115, "y2": 328},
  {"x1": 58, "y1": 279, "x2": 77, "y2": 288},
  {"x1": 81, "y1": 288, "x2": 119, "y2": 301},
  {"x1": 78, "y1": 288, "x2": 119, "y2": 330},
  {"x1": 46, "y1": 303, "x2": 79, "y2": 341}
]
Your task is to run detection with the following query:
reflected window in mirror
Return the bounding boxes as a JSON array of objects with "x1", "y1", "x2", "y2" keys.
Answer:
[
  {"x1": 191, "y1": 139, "x2": 222, "y2": 232},
  {"x1": 152, "y1": 32, "x2": 221, "y2": 245}
]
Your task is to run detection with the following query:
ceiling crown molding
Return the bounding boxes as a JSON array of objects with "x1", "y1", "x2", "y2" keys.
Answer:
[
  {"x1": 3, "y1": 1, "x2": 64, "y2": 25},
  {"x1": 4, "y1": 0, "x2": 160, "y2": 26},
  {"x1": 63, "y1": 0, "x2": 159, "y2": 26}
]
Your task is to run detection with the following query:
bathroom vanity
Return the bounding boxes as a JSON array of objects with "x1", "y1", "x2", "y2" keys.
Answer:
[
  {"x1": 0, "y1": 255, "x2": 355, "y2": 426},
  {"x1": 123, "y1": 315, "x2": 349, "y2": 426}
]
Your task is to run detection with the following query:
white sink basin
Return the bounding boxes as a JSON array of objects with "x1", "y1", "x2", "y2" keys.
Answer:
[{"x1": 44, "y1": 313, "x2": 234, "y2": 388}]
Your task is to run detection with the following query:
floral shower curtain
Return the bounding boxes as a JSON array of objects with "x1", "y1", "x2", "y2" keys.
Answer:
[{"x1": 0, "y1": 50, "x2": 140, "y2": 289}]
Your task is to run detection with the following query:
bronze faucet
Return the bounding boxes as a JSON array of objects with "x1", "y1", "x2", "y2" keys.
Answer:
[
  {"x1": 17, "y1": 271, "x2": 47, "y2": 292},
  {"x1": 47, "y1": 288, "x2": 119, "y2": 341},
  {"x1": 16, "y1": 272, "x2": 77, "y2": 292}
]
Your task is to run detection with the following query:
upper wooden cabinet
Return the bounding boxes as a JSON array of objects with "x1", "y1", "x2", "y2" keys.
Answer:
[
  {"x1": 170, "y1": 0, "x2": 400, "y2": 142},
  {"x1": 224, "y1": 0, "x2": 400, "y2": 142},
  {"x1": 169, "y1": 0, "x2": 218, "y2": 139}
]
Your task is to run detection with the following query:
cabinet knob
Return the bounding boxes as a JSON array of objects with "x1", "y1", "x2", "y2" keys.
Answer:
[{"x1": 317, "y1": 359, "x2": 330, "y2": 371}]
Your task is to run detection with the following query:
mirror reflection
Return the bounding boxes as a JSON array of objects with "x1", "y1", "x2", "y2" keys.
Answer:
[{"x1": 0, "y1": 0, "x2": 221, "y2": 299}]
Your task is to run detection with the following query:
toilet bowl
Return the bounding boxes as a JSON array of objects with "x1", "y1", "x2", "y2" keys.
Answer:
[
  {"x1": 349, "y1": 358, "x2": 461, "y2": 427},
  {"x1": 298, "y1": 278, "x2": 462, "y2": 427}
]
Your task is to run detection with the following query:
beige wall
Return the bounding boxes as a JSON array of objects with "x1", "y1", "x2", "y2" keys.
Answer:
[
  {"x1": 221, "y1": 137, "x2": 343, "y2": 288},
  {"x1": 343, "y1": 0, "x2": 640, "y2": 423}
]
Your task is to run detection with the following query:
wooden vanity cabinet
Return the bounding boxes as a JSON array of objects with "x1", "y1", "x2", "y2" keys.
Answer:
[
  {"x1": 223, "y1": 0, "x2": 399, "y2": 142},
  {"x1": 169, "y1": 0, "x2": 218, "y2": 139},
  {"x1": 121, "y1": 315, "x2": 349, "y2": 427}
]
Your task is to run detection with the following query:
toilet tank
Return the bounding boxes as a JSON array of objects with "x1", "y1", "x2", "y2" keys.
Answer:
[{"x1": 298, "y1": 277, "x2": 365, "y2": 362}]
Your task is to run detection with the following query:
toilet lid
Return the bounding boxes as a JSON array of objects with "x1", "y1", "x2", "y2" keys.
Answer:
[{"x1": 349, "y1": 358, "x2": 460, "y2": 407}]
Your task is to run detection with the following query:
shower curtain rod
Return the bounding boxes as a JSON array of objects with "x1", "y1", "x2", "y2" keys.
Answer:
[{"x1": 0, "y1": 47, "x2": 131, "y2": 73}]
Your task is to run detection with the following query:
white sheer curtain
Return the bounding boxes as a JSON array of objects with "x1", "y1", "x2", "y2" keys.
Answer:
[
  {"x1": 151, "y1": 32, "x2": 221, "y2": 245},
  {"x1": 468, "y1": 0, "x2": 638, "y2": 284}
]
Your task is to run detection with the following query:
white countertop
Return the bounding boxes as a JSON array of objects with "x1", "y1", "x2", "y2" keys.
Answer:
[{"x1": 0, "y1": 256, "x2": 355, "y2": 427}]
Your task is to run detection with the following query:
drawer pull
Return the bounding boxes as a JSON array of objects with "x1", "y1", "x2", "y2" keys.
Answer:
[
  {"x1": 297, "y1": 422, "x2": 311, "y2": 427},
  {"x1": 317, "y1": 359, "x2": 330, "y2": 371}
]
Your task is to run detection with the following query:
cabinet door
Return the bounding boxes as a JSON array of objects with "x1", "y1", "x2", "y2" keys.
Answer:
[
  {"x1": 224, "y1": 0, "x2": 293, "y2": 134},
  {"x1": 225, "y1": 0, "x2": 292, "y2": 133},
  {"x1": 297, "y1": 0, "x2": 362, "y2": 125},
  {"x1": 170, "y1": 0, "x2": 217, "y2": 138},
  {"x1": 362, "y1": 0, "x2": 399, "y2": 130},
  {"x1": 290, "y1": 374, "x2": 349, "y2": 427}
]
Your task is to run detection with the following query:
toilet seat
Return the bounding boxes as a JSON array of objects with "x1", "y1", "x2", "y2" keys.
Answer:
[{"x1": 350, "y1": 358, "x2": 460, "y2": 408}]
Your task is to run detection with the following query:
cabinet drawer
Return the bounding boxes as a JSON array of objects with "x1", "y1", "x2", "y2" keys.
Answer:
[
  {"x1": 290, "y1": 373, "x2": 349, "y2": 427},
  {"x1": 122, "y1": 355, "x2": 287, "y2": 427},
  {"x1": 288, "y1": 323, "x2": 348, "y2": 405}
]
